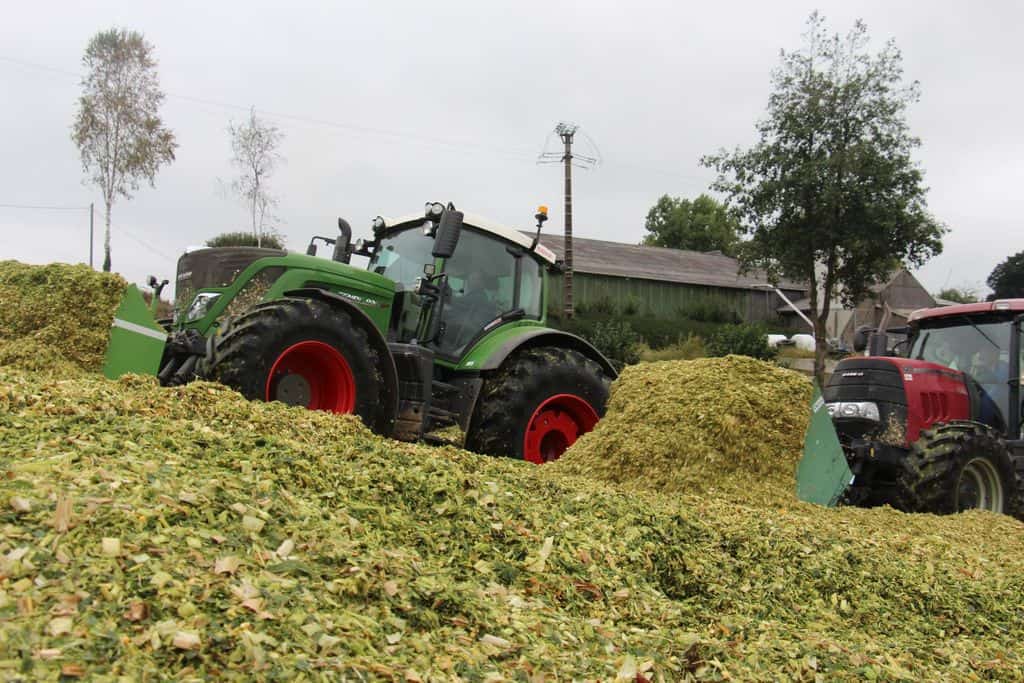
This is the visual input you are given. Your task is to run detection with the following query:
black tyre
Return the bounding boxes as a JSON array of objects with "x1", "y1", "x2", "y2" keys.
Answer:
[
  {"x1": 466, "y1": 346, "x2": 611, "y2": 463},
  {"x1": 205, "y1": 297, "x2": 389, "y2": 431},
  {"x1": 896, "y1": 422, "x2": 1017, "y2": 515}
]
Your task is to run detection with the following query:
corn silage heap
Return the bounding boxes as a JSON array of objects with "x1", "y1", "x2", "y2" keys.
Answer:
[
  {"x1": 3, "y1": 261, "x2": 1024, "y2": 680},
  {"x1": 0, "y1": 261, "x2": 125, "y2": 375},
  {"x1": 553, "y1": 356, "x2": 812, "y2": 505}
]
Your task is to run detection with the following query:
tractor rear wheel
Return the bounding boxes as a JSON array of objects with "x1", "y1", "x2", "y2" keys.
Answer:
[
  {"x1": 896, "y1": 422, "x2": 1017, "y2": 515},
  {"x1": 205, "y1": 297, "x2": 386, "y2": 428},
  {"x1": 466, "y1": 346, "x2": 611, "y2": 463}
]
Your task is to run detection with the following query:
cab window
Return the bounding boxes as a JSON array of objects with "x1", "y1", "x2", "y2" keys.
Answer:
[
  {"x1": 439, "y1": 229, "x2": 516, "y2": 356},
  {"x1": 367, "y1": 228, "x2": 434, "y2": 288},
  {"x1": 519, "y1": 256, "x2": 543, "y2": 318}
]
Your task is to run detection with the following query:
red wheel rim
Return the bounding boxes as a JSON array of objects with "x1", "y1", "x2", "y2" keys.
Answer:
[
  {"x1": 265, "y1": 340, "x2": 356, "y2": 413},
  {"x1": 523, "y1": 393, "x2": 599, "y2": 464}
]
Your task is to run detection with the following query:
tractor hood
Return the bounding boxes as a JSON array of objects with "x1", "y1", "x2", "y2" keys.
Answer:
[
  {"x1": 175, "y1": 247, "x2": 286, "y2": 313},
  {"x1": 825, "y1": 356, "x2": 971, "y2": 445}
]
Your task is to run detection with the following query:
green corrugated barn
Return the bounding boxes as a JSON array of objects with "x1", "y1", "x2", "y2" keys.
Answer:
[{"x1": 534, "y1": 234, "x2": 807, "y2": 325}]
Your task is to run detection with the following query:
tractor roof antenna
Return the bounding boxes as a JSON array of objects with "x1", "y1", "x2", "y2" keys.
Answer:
[{"x1": 537, "y1": 121, "x2": 600, "y2": 319}]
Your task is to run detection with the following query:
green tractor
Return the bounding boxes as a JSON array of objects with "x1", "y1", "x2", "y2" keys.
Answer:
[{"x1": 104, "y1": 202, "x2": 615, "y2": 463}]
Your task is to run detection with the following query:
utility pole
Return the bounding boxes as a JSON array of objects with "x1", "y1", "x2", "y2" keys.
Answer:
[
  {"x1": 538, "y1": 121, "x2": 599, "y2": 319},
  {"x1": 560, "y1": 124, "x2": 576, "y2": 318},
  {"x1": 89, "y1": 202, "x2": 94, "y2": 269}
]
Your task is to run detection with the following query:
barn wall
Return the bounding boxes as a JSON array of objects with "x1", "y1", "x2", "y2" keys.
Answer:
[{"x1": 547, "y1": 272, "x2": 802, "y2": 325}]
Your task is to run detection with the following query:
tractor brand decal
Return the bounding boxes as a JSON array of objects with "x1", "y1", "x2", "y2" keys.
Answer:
[
  {"x1": 842, "y1": 371, "x2": 864, "y2": 377},
  {"x1": 536, "y1": 244, "x2": 556, "y2": 262},
  {"x1": 177, "y1": 271, "x2": 192, "y2": 282},
  {"x1": 903, "y1": 373, "x2": 913, "y2": 381},
  {"x1": 335, "y1": 291, "x2": 379, "y2": 306}
]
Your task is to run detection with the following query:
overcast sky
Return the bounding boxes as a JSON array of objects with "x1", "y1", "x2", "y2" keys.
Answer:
[{"x1": 2, "y1": 1, "x2": 1020, "y2": 301}]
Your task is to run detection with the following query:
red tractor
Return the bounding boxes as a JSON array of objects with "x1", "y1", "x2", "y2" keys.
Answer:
[{"x1": 807, "y1": 300, "x2": 1023, "y2": 516}]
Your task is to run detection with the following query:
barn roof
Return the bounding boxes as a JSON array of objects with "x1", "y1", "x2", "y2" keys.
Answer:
[{"x1": 532, "y1": 233, "x2": 805, "y2": 292}]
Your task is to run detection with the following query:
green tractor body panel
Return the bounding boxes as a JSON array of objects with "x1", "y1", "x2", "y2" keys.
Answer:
[
  {"x1": 442, "y1": 320, "x2": 547, "y2": 371},
  {"x1": 453, "y1": 322, "x2": 617, "y2": 377},
  {"x1": 182, "y1": 253, "x2": 395, "y2": 337}
]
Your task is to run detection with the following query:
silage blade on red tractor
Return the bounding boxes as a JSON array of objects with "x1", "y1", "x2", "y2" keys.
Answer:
[{"x1": 796, "y1": 383, "x2": 854, "y2": 507}]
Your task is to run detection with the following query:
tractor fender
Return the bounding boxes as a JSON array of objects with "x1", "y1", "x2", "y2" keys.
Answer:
[
  {"x1": 283, "y1": 287, "x2": 400, "y2": 436},
  {"x1": 477, "y1": 328, "x2": 618, "y2": 379}
]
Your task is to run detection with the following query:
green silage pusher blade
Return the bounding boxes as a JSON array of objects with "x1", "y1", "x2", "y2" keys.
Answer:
[
  {"x1": 796, "y1": 382, "x2": 854, "y2": 507},
  {"x1": 102, "y1": 284, "x2": 168, "y2": 380}
]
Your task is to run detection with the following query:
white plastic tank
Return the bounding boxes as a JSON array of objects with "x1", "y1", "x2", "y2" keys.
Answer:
[
  {"x1": 790, "y1": 333, "x2": 816, "y2": 352},
  {"x1": 766, "y1": 334, "x2": 789, "y2": 348}
]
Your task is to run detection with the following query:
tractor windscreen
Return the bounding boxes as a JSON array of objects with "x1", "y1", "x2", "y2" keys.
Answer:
[
  {"x1": 368, "y1": 228, "x2": 435, "y2": 288},
  {"x1": 911, "y1": 315, "x2": 1012, "y2": 422},
  {"x1": 910, "y1": 317, "x2": 1009, "y2": 373}
]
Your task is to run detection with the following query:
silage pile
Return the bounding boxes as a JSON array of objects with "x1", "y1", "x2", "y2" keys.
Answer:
[
  {"x1": 0, "y1": 261, "x2": 126, "y2": 375},
  {"x1": 3, "y1": 261, "x2": 1024, "y2": 680},
  {"x1": 553, "y1": 356, "x2": 813, "y2": 504}
]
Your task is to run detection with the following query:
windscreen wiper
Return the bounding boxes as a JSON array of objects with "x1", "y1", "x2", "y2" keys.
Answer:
[{"x1": 961, "y1": 316, "x2": 1000, "y2": 350}]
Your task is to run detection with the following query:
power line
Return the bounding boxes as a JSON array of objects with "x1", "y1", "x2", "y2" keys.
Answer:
[
  {"x1": 0, "y1": 203, "x2": 89, "y2": 211},
  {"x1": 2, "y1": 55, "x2": 715, "y2": 190},
  {"x1": 0, "y1": 55, "x2": 537, "y2": 161}
]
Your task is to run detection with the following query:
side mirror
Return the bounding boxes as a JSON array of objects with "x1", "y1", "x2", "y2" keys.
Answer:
[{"x1": 431, "y1": 208, "x2": 463, "y2": 259}]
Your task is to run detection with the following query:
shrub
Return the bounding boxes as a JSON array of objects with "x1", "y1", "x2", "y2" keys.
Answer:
[
  {"x1": 638, "y1": 333, "x2": 706, "y2": 362},
  {"x1": 706, "y1": 324, "x2": 777, "y2": 361},
  {"x1": 677, "y1": 301, "x2": 741, "y2": 324},
  {"x1": 588, "y1": 320, "x2": 641, "y2": 370},
  {"x1": 620, "y1": 295, "x2": 644, "y2": 316},
  {"x1": 206, "y1": 231, "x2": 285, "y2": 250},
  {"x1": 553, "y1": 314, "x2": 731, "y2": 350},
  {"x1": 588, "y1": 296, "x2": 617, "y2": 316}
]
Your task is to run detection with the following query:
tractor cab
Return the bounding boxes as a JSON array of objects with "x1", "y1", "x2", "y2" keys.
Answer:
[
  {"x1": 906, "y1": 305, "x2": 1024, "y2": 434},
  {"x1": 363, "y1": 204, "x2": 557, "y2": 362}
]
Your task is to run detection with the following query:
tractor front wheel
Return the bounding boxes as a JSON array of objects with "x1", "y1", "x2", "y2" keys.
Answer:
[
  {"x1": 466, "y1": 346, "x2": 611, "y2": 463},
  {"x1": 896, "y1": 422, "x2": 1017, "y2": 516},
  {"x1": 206, "y1": 298, "x2": 386, "y2": 428}
]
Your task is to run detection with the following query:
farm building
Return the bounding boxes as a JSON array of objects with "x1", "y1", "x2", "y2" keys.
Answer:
[
  {"x1": 533, "y1": 234, "x2": 807, "y2": 326},
  {"x1": 776, "y1": 269, "x2": 937, "y2": 344}
]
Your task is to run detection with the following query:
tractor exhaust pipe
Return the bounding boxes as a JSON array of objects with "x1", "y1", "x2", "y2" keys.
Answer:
[{"x1": 333, "y1": 218, "x2": 353, "y2": 264}]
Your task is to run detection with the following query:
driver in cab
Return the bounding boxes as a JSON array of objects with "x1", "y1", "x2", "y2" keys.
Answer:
[
  {"x1": 444, "y1": 271, "x2": 503, "y2": 351},
  {"x1": 970, "y1": 344, "x2": 1010, "y2": 428}
]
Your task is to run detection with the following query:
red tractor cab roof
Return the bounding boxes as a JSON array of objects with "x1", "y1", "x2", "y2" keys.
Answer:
[{"x1": 909, "y1": 299, "x2": 1024, "y2": 323}]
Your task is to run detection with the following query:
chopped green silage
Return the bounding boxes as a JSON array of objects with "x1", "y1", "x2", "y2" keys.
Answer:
[
  {"x1": 2, "y1": 261, "x2": 1024, "y2": 681},
  {"x1": 553, "y1": 356, "x2": 813, "y2": 505},
  {"x1": 4, "y1": 372, "x2": 1024, "y2": 680},
  {"x1": 0, "y1": 261, "x2": 126, "y2": 376}
]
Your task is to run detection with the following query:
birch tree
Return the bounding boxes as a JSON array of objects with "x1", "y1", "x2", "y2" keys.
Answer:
[{"x1": 72, "y1": 28, "x2": 177, "y2": 272}]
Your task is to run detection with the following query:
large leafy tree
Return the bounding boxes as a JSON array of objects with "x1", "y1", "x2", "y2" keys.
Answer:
[
  {"x1": 703, "y1": 13, "x2": 944, "y2": 383},
  {"x1": 229, "y1": 107, "x2": 284, "y2": 248},
  {"x1": 986, "y1": 251, "x2": 1024, "y2": 300},
  {"x1": 72, "y1": 28, "x2": 177, "y2": 272},
  {"x1": 642, "y1": 194, "x2": 740, "y2": 256}
]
